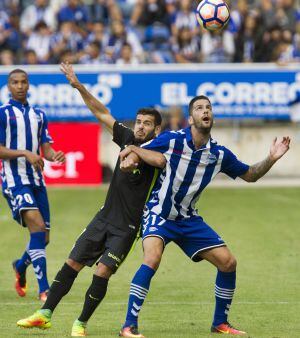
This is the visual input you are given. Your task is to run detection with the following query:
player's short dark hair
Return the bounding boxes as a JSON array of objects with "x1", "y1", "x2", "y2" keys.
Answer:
[
  {"x1": 136, "y1": 108, "x2": 162, "y2": 126},
  {"x1": 188, "y1": 95, "x2": 211, "y2": 115},
  {"x1": 8, "y1": 69, "x2": 28, "y2": 81}
]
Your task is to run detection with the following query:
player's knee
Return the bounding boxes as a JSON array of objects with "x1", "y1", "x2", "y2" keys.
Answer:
[
  {"x1": 66, "y1": 258, "x2": 84, "y2": 272},
  {"x1": 23, "y1": 212, "x2": 46, "y2": 231},
  {"x1": 143, "y1": 251, "x2": 162, "y2": 270},
  {"x1": 95, "y1": 263, "x2": 113, "y2": 279},
  {"x1": 220, "y1": 255, "x2": 237, "y2": 272}
]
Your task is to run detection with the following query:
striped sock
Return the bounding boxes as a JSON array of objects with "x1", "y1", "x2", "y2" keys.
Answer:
[
  {"x1": 124, "y1": 264, "x2": 155, "y2": 328},
  {"x1": 213, "y1": 270, "x2": 236, "y2": 326},
  {"x1": 28, "y1": 232, "x2": 49, "y2": 293},
  {"x1": 16, "y1": 244, "x2": 31, "y2": 273}
]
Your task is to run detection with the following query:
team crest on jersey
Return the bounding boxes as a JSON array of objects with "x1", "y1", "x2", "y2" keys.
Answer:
[{"x1": 207, "y1": 153, "x2": 217, "y2": 164}]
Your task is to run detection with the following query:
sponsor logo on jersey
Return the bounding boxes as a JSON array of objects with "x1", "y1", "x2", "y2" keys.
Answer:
[{"x1": 149, "y1": 227, "x2": 158, "y2": 232}]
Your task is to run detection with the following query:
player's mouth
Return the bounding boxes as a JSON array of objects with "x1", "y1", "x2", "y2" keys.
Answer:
[{"x1": 202, "y1": 116, "x2": 210, "y2": 122}]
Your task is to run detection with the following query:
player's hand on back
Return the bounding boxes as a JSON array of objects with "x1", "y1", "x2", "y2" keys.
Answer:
[
  {"x1": 60, "y1": 62, "x2": 80, "y2": 88},
  {"x1": 52, "y1": 150, "x2": 65, "y2": 163},
  {"x1": 270, "y1": 136, "x2": 291, "y2": 162},
  {"x1": 24, "y1": 151, "x2": 44, "y2": 171}
]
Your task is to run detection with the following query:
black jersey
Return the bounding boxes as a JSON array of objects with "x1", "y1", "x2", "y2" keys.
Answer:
[{"x1": 98, "y1": 121, "x2": 158, "y2": 233}]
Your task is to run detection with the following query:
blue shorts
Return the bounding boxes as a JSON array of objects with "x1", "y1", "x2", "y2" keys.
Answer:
[
  {"x1": 142, "y1": 210, "x2": 225, "y2": 262},
  {"x1": 3, "y1": 185, "x2": 50, "y2": 229}
]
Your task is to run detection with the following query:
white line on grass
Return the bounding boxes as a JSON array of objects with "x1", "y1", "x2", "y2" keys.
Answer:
[{"x1": 1, "y1": 301, "x2": 299, "y2": 306}]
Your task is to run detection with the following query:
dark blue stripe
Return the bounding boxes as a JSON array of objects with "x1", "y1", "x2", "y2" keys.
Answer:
[
  {"x1": 23, "y1": 106, "x2": 35, "y2": 185},
  {"x1": 161, "y1": 138, "x2": 184, "y2": 219},
  {"x1": 174, "y1": 150, "x2": 203, "y2": 220},
  {"x1": 187, "y1": 149, "x2": 221, "y2": 217}
]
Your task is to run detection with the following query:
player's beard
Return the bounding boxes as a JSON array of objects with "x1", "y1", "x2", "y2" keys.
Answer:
[
  {"x1": 134, "y1": 129, "x2": 156, "y2": 145},
  {"x1": 192, "y1": 118, "x2": 213, "y2": 135}
]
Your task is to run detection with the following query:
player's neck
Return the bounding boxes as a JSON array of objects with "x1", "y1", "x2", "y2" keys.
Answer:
[
  {"x1": 191, "y1": 126, "x2": 210, "y2": 150},
  {"x1": 11, "y1": 97, "x2": 27, "y2": 105}
]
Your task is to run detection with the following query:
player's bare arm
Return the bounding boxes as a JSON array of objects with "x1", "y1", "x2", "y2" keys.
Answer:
[
  {"x1": 0, "y1": 144, "x2": 44, "y2": 171},
  {"x1": 240, "y1": 137, "x2": 290, "y2": 182},
  {"x1": 120, "y1": 145, "x2": 166, "y2": 170},
  {"x1": 60, "y1": 62, "x2": 115, "y2": 134},
  {"x1": 41, "y1": 143, "x2": 65, "y2": 163}
]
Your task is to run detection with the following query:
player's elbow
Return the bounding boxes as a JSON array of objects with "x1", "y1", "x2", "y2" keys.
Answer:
[{"x1": 155, "y1": 156, "x2": 166, "y2": 169}]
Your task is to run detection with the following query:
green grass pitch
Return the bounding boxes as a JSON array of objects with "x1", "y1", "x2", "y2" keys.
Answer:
[{"x1": 0, "y1": 187, "x2": 299, "y2": 337}]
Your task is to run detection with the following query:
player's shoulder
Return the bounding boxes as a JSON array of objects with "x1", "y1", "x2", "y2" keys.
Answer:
[
  {"x1": 32, "y1": 106, "x2": 48, "y2": 118},
  {"x1": 160, "y1": 128, "x2": 187, "y2": 140},
  {"x1": 0, "y1": 103, "x2": 11, "y2": 112}
]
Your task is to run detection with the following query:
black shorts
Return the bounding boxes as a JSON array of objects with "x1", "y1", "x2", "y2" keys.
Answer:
[{"x1": 69, "y1": 212, "x2": 138, "y2": 273}]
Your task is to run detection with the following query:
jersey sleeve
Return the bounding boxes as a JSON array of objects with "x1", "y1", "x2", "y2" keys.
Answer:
[
  {"x1": 113, "y1": 121, "x2": 134, "y2": 147},
  {"x1": 40, "y1": 112, "x2": 53, "y2": 144},
  {"x1": 220, "y1": 147, "x2": 249, "y2": 179},
  {"x1": 0, "y1": 109, "x2": 7, "y2": 145},
  {"x1": 141, "y1": 131, "x2": 172, "y2": 154}
]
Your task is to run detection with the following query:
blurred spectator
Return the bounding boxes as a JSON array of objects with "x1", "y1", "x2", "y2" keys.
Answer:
[
  {"x1": 57, "y1": 0, "x2": 88, "y2": 28},
  {"x1": 86, "y1": 21, "x2": 105, "y2": 46},
  {"x1": 85, "y1": 0, "x2": 122, "y2": 24},
  {"x1": 261, "y1": 24, "x2": 282, "y2": 61},
  {"x1": 275, "y1": 0, "x2": 297, "y2": 31},
  {"x1": 131, "y1": 0, "x2": 168, "y2": 26},
  {"x1": 26, "y1": 21, "x2": 52, "y2": 63},
  {"x1": 116, "y1": 0, "x2": 137, "y2": 21},
  {"x1": 275, "y1": 29, "x2": 297, "y2": 64},
  {"x1": 201, "y1": 29, "x2": 235, "y2": 63},
  {"x1": 172, "y1": 27, "x2": 200, "y2": 63},
  {"x1": 0, "y1": 49, "x2": 15, "y2": 65},
  {"x1": 171, "y1": 0, "x2": 198, "y2": 37},
  {"x1": 102, "y1": 19, "x2": 144, "y2": 61},
  {"x1": 79, "y1": 41, "x2": 108, "y2": 63},
  {"x1": 234, "y1": 12, "x2": 265, "y2": 62},
  {"x1": 116, "y1": 42, "x2": 139, "y2": 64},
  {"x1": 50, "y1": 21, "x2": 84, "y2": 62},
  {"x1": 293, "y1": 20, "x2": 300, "y2": 60},
  {"x1": 163, "y1": 106, "x2": 186, "y2": 131},
  {"x1": 23, "y1": 49, "x2": 39, "y2": 64},
  {"x1": 20, "y1": 0, "x2": 57, "y2": 36},
  {"x1": 59, "y1": 48, "x2": 78, "y2": 63}
]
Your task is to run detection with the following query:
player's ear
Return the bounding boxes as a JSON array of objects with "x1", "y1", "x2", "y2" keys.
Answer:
[
  {"x1": 155, "y1": 125, "x2": 161, "y2": 136},
  {"x1": 188, "y1": 115, "x2": 194, "y2": 126}
]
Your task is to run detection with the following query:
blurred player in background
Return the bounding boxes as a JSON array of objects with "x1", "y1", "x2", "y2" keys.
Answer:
[
  {"x1": 17, "y1": 63, "x2": 164, "y2": 337},
  {"x1": 118, "y1": 95, "x2": 290, "y2": 337},
  {"x1": 0, "y1": 69, "x2": 65, "y2": 301}
]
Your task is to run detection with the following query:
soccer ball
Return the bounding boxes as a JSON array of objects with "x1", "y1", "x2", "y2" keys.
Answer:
[{"x1": 196, "y1": 0, "x2": 230, "y2": 32}]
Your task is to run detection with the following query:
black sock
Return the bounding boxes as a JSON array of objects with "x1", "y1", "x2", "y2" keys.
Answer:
[
  {"x1": 78, "y1": 275, "x2": 108, "y2": 322},
  {"x1": 42, "y1": 263, "x2": 78, "y2": 312}
]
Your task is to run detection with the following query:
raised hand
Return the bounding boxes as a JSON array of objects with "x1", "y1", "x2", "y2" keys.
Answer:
[
  {"x1": 60, "y1": 62, "x2": 80, "y2": 88},
  {"x1": 270, "y1": 137, "x2": 291, "y2": 162}
]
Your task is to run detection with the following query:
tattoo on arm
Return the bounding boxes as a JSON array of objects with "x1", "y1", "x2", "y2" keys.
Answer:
[{"x1": 242, "y1": 156, "x2": 276, "y2": 182}]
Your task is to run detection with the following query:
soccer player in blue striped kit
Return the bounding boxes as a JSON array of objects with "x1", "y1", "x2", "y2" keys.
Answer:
[
  {"x1": 0, "y1": 69, "x2": 65, "y2": 301},
  {"x1": 119, "y1": 95, "x2": 290, "y2": 337}
]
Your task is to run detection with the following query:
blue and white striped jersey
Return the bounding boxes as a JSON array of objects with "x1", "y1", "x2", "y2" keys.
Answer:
[
  {"x1": 0, "y1": 99, "x2": 53, "y2": 188},
  {"x1": 142, "y1": 127, "x2": 249, "y2": 220}
]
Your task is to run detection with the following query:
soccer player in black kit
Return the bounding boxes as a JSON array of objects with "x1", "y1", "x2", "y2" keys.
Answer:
[{"x1": 17, "y1": 63, "x2": 164, "y2": 337}]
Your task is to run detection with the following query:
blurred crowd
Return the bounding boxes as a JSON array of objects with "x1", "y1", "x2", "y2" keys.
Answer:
[{"x1": 0, "y1": 0, "x2": 300, "y2": 65}]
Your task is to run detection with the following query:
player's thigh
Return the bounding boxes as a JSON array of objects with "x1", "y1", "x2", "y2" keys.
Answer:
[
  {"x1": 22, "y1": 209, "x2": 46, "y2": 232},
  {"x1": 99, "y1": 224, "x2": 138, "y2": 273},
  {"x1": 198, "y1": 246, "x2": 237, "y2": 272},
  {"x1": 3, "y1": 185, "x2": 41, "y2": 228},
  {"x1": 33, "y1": 185, "x2": 50, "y2": 230},
  {"x1": 177, "y1": 217, "x2": 226, "y2": 262},
  {"x1": 69, "y1": 212, "x2": 108, "y2": 267}
]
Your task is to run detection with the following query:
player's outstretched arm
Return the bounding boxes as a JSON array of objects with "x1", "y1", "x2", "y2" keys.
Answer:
[
  {"x1": 240, "y1": 137, "x2": 290, "y2": 182},
  {"x1": 0, "y1": 145, "x2": 44, "y2": 171},
  {"x1": 41, "y1": 143, "x2": 65, "y2": 163},
  {"x1": 120, "y1": 145, "x2": 166, "y2": 170},
  {"x1": 60, "y1": 62, "x2": 115, "y2": 134}
]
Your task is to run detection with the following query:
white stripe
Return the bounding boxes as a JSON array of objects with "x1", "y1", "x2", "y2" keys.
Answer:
[
  {"x1": 14, "y1": 107, "x2": 30, "y2": 185},
  {"x1": 30, "y1": 255, "x2": 46, "y2": 262},
  {"x1": 215, "y1": 290, "x2": 234, "y2": 297},
  {"x1": 133, "y1": 302, "x2": 141, "y2": 311},
  {"x1": 211, "y1": 150, "x2": 224, "y2": 180},
  {"x1": 131, "y1": 309, "x2": 138, "y2": 316},
  {"x1": 130, "y1": 286, "x2": 148, "y2": 298},
  {"x1": 131, "y1": 283, "x2": 149, "y2": 293},
  {"x1": 3, "y1": 109, "x2": 15, "y2": 187},
  {"x1": 179, "y1": 148, "x2": 210, "y2": 217},
  {"x1": 169, "y1": 139, "x2": 193, "y2": 218},
  {"x1": 215, "y1": 294, "x2": 234, "y2": 300},
  {"x1": 152, "y1": 138, "x2": 175, "y2": 216},
  {"x1": 29, "y1": 108, "x2": 40, "y2": 185},
  {"x1": 215, "y1": 285, "x2": 235, "y2": 293},
  {"x1": 129, "y1": 291, "x2": 146, "y2": 300}
]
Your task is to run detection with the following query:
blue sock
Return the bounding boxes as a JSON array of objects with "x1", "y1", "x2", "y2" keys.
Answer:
[
  {"x1": 28, "y1": 232, "x2": 49, "y2": 293},
  {"x1": 213, "y1": 270, "x2": 236, "y2": 326},
  {"x1": 124, "y1": 264, "x2": 155, "y2": 328},
  {"x1": 16, "y1": 244, "x2": 31, "y2": 273}
]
